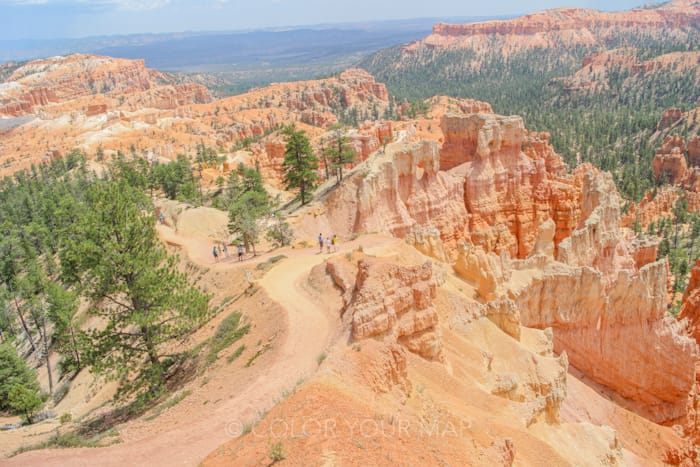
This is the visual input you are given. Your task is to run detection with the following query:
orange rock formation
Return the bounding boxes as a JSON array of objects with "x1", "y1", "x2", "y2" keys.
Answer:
[
  {"x1": 0, "y1": 55, "x2": 390, "y2": 178},
  {"x1": 411, "y1": 0, "x2": 700, "y2": 53}
]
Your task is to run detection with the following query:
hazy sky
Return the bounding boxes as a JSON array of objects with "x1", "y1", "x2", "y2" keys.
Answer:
[{"x1": 0, "y1": 0, "x2": 646, "y2": 40}]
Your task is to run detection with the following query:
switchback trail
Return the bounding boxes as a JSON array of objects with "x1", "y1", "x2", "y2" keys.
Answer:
[{"x1": 6, "y1": 230, "x2": 333, "y2": 467}]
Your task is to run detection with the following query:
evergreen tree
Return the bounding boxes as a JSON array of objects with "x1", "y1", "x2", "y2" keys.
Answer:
[
  {"x1": 46, "y1": 282, "x2": 82, "y2": 375},
  {"x1": 8, "y1": 384, "x2": 42, "y2": 423},
  {"x1": 227, "y1": 165, "x2": 270, "y2": 256},
  {"x1": 61, "y1": 181, "x2": 210, "y2": 400},
  {"x1": 152, "y1": 155, "x2": 197, "y2": 201},
  {"x1": 323, "y1": 127, "x2": 356, "y2": 184},
  {"x1": 281, "y1": 125, "x2": 319, "y2": 205},
  {"x1": 0, "y1": 343, "x2": 41, "y2": 414}
]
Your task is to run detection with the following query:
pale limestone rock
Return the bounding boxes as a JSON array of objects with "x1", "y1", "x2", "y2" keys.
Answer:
[
  {"x1": 453, "y1": 243, "x2": 511, "y2": 301},
  {"x1": 348, "y1": 258, "x2": 444, "y2": 361}
]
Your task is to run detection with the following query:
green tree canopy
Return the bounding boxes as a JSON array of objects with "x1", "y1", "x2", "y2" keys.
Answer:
[
  {"x1": 228, "y1": 164, "x2": 270, "y2": 256},
  {"x1": 0, "y1": 343, "x2": 40, "y2": 414},
  {"x1": 323, "y1": 128, "x2": 356, "y2": 184},
  {"x1": 281, "y1": 125, "x2": 319, "y2": 205},
  {"x1": 153, "y1": 155, "x2": 197, "y2": 201},
  {"x1": 61, "y1": 180, "x2": 210, "y2": 400},
  {"x1": 8, "y1": 384, "x2": 42, "y2": 423}
]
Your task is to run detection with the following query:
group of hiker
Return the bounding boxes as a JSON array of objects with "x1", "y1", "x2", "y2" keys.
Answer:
[
  {"x1": 212, "y1": 242, "x2": 245, "y2": 262},
  {"x1": 318, "y1": 233, "x2": 338, "y2": 254},
  {"x1": 212, "y1": 233, "x2": 341, "y2": 263}
]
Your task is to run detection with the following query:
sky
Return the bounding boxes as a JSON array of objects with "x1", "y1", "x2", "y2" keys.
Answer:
[{"x1": 0, "y1": 0, "x2": 647, "y2": 40}]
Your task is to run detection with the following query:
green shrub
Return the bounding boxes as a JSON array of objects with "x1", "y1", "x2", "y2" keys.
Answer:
[
  {"x1": 227, "y1": 345, "x2": 246, "y2": 364},
  {"x1": 0, "y1": 344, "x2": 41, "y2": 413},
  {"x1": 269, "y1": 440, "x2": 286, "y2": 463},
  {"x1": 206, "y1": 312, "x2": 250, "y2": 365}
]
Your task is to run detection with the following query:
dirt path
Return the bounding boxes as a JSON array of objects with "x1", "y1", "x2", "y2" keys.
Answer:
[{"x1": 6, "y1": 232, "x2": 334, "y2": 466}]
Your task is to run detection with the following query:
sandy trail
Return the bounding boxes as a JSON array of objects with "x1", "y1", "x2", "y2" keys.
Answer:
[{"x1": 6, "y1": 231, "x2": 333, "y2": 466}]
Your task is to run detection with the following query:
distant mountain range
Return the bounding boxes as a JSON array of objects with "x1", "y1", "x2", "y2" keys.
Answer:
[{"x1": 0, "y1": 17, "x2": 503, "y2": 70}]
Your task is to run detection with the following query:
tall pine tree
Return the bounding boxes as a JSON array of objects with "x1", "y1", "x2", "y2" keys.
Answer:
[
  {"x1": 61, "y1": 180, "x2": 210, "y2": 400},
  {"x1": 323, "y1": 127, "x2": 356, "y2": 185},
  {"x1": 281, "y1": 125, "x2": 319, "y2": 205},
  {"x1": 228, "y1": 164, "x2": 270, "y2": 256}
]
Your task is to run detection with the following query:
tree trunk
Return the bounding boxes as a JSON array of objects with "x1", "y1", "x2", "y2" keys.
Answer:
[
  {"x1": 673, "y1": 223, "x2": 679, "y2": 249},
  {"x1": 140, "y1": 325, "x2": 160, "y2": 366},
  {"x1": 69, "y1": 325, "x2": 81, "y2": 370},
  {"x1": 10, "y1": 287, "x2": 36, "y2": 353},
  {"x1": 322, "y1": 154, "x2": 330, "y2": 180},
  {"x1": 42, "y1": 314, "x2": 53, "y2": 395}
]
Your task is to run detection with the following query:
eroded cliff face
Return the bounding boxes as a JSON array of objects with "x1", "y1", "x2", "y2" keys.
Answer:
[
  {"x1": 681, "y1": 259, "x2": 700, "y2": 346},
  {"x1": 349, "y1": 258, "x2": 444, "y2": 361},
  {"x1": 626, "y1": 134, "x2": 700, "y2": 230},
  {"x1": 313, "y1": 111, "x2": 582, "y2": 261},
  {"x1": 321, "y1": 254, "x2": 445, "y2": 362},
  {"x1": 441, "y1": 113, "x2": 579, "y2": 258},
  {"x1": 653, "y1": 135, "x2": 689, "y2": 184},
  {"x1": 408, "y1": 0, "x2": 700, "y2": 53},
  {"x1": 514, "y1": 260, "x2": 696, "y2": 423},
  {"x1": 302, "y1": 101, "x2": 700, "y2": 445},
  {"x1": 321, "y1": 140, "x2": 468, "y2": 254},
  {"x1": 508, "y1": 171, "x2": 695, "y2": 428}
]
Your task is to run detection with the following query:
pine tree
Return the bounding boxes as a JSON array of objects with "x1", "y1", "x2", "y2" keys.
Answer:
[
  {"x1": 281, "y1": 125, "x2": 319, "y2": 205},
  {"x1": 46, "y1": 282, "x2": 82, "y2": 374},
  {"x1": 0, "y1": 343, "x2": 41, "y2": 414},
  {"x1": 228, "y1": 164, "x2": 270, "y2": 256},
  {"x1": 323, "y1": 127, "x2": 356, "y2": 184},
  {"x1": 61, "y1": 181, "x2": 210, "y2": 400},
  {"x1": 8, "y1": 384, "x2": 42, "y2": 423}
]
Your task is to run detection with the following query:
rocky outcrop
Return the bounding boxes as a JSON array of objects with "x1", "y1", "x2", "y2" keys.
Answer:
[
  {"x1": 425, "y1": 96, "x2": 493, "y2": 117},
  {"x1": 441, "y1": 113, "x2": 580, "y2": 258},
  {"x1": 123, "y1": 83, "x2": 211, "y2": 111},
  {"x1": 273, "y1": 68, "x2": 388, "y2": 117},
  {"x1": 514, "y1": 259, "x2": 697, "y2": 424},
  {"x1": 0, "y1": 55, "x2": 388, "y2": 177},
  {"x1": 689, "y1": 136, "x2": 700, "y2": 168},
  {"x1": 653, "y1": 135, "x2": 688, "y2": 184},
  {"x1": 417, "y1": 2, "x2": 700, "y2": 51},
  {"x1": 323, "y1": 140, "x2": 468, "y2": 255},
  {"x1": 680, "y1": 259, "x2": 700, "y2": 344},
  {"x1": 348, "y1": 258, "x2": 443, "y2": 361},
  {"x1": 453, "y1": 243, "x2": 511, "y2": 301},
  {"x1": 405, "y1": 224, "x2": 448, "y2": 262},
  {"x1": 557, "y1": 170, "x2": 636, "y2": 283},
  {"x1": 623, "y1": 186, "x2": 679, "y2": 230},
  {"x1": 508, "y1": 172, "x2": 698, "y2": 424},
  {"x1": 626, "y1": 134, "x2": 700, "y2": 230},
  {"x1": 2, "y1": 55, "x2": 157, "y2": 106},
  {"x1": 629, "y1": 237, "x2": 660, "y2": 270},
  {"x1": 316, "y1": 112, "x2": 582, "y2": 262},
  {"x1": 658, "y1": 108, "x2": 683, "y2": 131},
  {"x1": 488, "y1": 344, "x2": 568, "y2": 426}
]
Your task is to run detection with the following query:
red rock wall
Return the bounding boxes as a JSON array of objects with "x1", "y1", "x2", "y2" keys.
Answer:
[
  {"x1": 680, "y1": 259, "x2": 700, "y2": 344},
  {"x1": 349, "y1": 258, "x2": 443, "y2": 361},
  {"x1": 440, "y1": 113, "x2": 580, "y2": 258}
]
